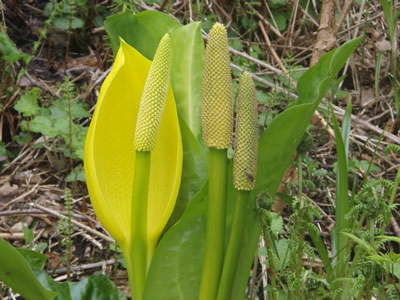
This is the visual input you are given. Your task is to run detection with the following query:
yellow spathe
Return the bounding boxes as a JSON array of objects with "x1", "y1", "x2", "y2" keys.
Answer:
[{"x1": 84, "y1": 39, "x2": 182, "y2": 253}]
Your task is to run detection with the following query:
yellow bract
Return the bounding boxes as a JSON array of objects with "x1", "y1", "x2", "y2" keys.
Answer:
[{"x1": 84, "y1": 39, "x2": 182, "y2": 253}]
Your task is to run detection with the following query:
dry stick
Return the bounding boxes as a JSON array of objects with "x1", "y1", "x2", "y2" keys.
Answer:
[
  {"x1": 310, "y1": 0, "x2": 337, "y2": 67},
  {"x1": 0, "y1": 184, "x2": 39, "y2": 210},
  {"x1": 0, "y1": 232, "x2": 29, "y2": 240},
  {"x1": 288, "y1": 0, "x2": 300, "y2": 47},
  {"x1": 30, "y1": 202, "x2": 114, "y2": 243},
  {"x1": 336, "y1": 0, "x2": 354, "y2": 29},
  {"x1": 258, "y1": 21, "x2": 288, "y2": 74},
  {"x1": 261, "y1": 0, "x2": 284, "y2": 34},
  {"x1": 53, "y1": 259, "x2": 116, "y2": 275},
  {"x1": 245, "y1": 2, "x2": 282, "y2": 38},
  {"x1": 0, "y1": 209, "x2": 89, "y2": 221}
]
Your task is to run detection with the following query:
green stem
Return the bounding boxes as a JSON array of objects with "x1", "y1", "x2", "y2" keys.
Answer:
[
  {"x1": 199, "y1": 148, "x2": 228, "y2": 300},
  {"x1": 217, "y1": 190, "x2": 249, "y2": 300},
  {"x1": 129, "y1": 151, "x2": 151, "y2": 300}
]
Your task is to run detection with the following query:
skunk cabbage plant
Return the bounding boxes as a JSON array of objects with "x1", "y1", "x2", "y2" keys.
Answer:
[{"x1": 84, "y1": 36, "x2": 182, "y2": 299}]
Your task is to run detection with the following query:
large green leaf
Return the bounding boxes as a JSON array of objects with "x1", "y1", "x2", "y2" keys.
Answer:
[
  {"x1": 69, "y1": 273, "x2": 126, "y2": 300},
  {"x1": 144, "y1": 183, "x2": 207, "y2": 300},
  {"x1": 170, "y1": 22, "x2": 204, "y2": 139},
  {"x1": 144, "y1": 37, "x2": 362, "y2": 300},
  {"x1": 166, "y1": 116, "x2": 207, "y2": 229},
  {"x1": 331, "y1": 104, "x2": 350, "y2": 276},
  {"x1": 0, "y1": 238, "x2": 56, "y2": 300},
  {"x1": 104, "y1": 11, "x2": 204, "y2": 140},
  {"x1": 105, "y1": 11, "x2": 180, "y2": 60},
  {"x1": 37, "y1": 272, "x2": 126, "y2": 300},
  {"x1": 256, "y1": 37, "x2": 362, "y2": 198},
  {"x1": 17, "y1": 248, "x2": 48, "y2": 270}
]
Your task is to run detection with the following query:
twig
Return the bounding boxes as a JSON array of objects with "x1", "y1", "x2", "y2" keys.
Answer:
[
  {"x1": 0, "y1": 232, "x2": 25, "y2": 240},
  {"x1": 52, "y1": 259, "x2": 116, "y2": 275},
  {"x1": 258, "y1": 21, "x2": 288, "y2": 73},
  {"x1": 310, "y1": 0, "x2": 337, "y2": 67},
  {"x1": 0, "y1": 184, "x2": 39, "y2": 210},
  {"x1": 0, "y1": 208, "x2": 89, "y2": 220},
  {"x1": 336, "y1": 0, "x2": 354, "y2": 29},
  {"x1": 245, "y1": 2, "x2": 282, "y2": 38},
  {"x1": 30, "y1": 202, "x2": 114, "y2": 243}
]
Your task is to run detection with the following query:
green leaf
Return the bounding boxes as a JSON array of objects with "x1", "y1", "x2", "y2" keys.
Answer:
[
  {"x1": 376, "y1": 235, "x2": 400, "y2": 244},
  {"x1": 17, "y1": 248, "x2": 48, "y2": 270},
  {"x1": 105, "y1": 11, "x2": 204, "y2": 139},
  {"x1": 144, "y1": 183, "x2": 207, "y2": 300},
  {"x1": 0, "y1": 32, "x2": 27, "y2": 62},
  {"x1": 270, "y1": 212, "x2": 284, "y2": 236},
  {"x1": 14, "y1": 88, "x2": 41, "y2": 117},
  {"x1": 258, "y1": 247, "x2": 268, "y2": 257},
  {"x1": 69, "y1": 125, "x2": 88, "y2": 160},
  {"x1": 70, "y1": 17, "x2": 84, "y2": 29},
  {"x1": 331, "y1": 103, "x2": 350, "y2": 276},
  {"x1": 29, "y1": 115, "x2": 62, "y2": 137},
  {"x1": 270, "y1": 12, "x2": 289, "y2": 32},
  {"x1": 255, "y1": 37, "x2": 363, "y2": 197},
  {"x1": 341, "y1": 99, "x2": 352, "y2": 159},
  {"x1": 270, "y1": 0, "x2": 288, "y2": 8},
  {"x1": 37, "y1": 272, "x2": 127, "y2": 300},
  {"x1": 66, "y1": 164, "x2": 85, "y2": 182},
  {"x1": 341, "y1": 232, "x2": 375, "y2": 254},
  {"x1": 166, "y1": 116, "x2": 207, "y2": 229},
  {"x1": 54, "y1": 17, "x2": 84, "y2": 31},
  {"x1": 50, "y1": 99, "x2": 90, "y2": 119},
  {"x1": 54, "y1": 17, "x2": 71, "y2": 31},
  {"x1": 170, "y1": 22, "x2": 204, "y2": 139},
  {"x1": 0, "y1": 238, "x2": 56, "y2": 300},
  {"x1": 105, "y1": 11, "x2": 180, "y2": 59},
  {"x1": 36, "y1": 271, "x2": 72, "y2": 300},
  {"x1": 22, "y1": 225, "x2": 34, "y2": 245},
  {"x1": 0, "y1": 141, "x2": 6, "y2": 157},
  {"x1": 69, "y1": 273, "x2": 126, "y2": 300}
]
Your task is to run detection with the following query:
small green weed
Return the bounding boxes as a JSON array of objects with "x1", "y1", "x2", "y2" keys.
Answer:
[{"x1": 13, "y1": 77, "x2": 89, "y2": 181}]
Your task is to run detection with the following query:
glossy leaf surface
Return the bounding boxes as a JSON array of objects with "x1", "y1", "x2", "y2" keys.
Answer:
[
  {"x1": 0, "y1": 238, "x2": 56, "y2": 300},
  {"x1": 144, "y1": 183, "x2": 207, "y2": 300},
  {"x1": 37, "y1": 272, "x2": 126, "y2": 300}
]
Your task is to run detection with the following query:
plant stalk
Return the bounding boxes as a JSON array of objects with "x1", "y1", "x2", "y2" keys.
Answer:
[
  {"x1": 217, "y1": 190, "x2": 249, "y2": 300},
  {"x1": 199, "y1": 148, "x2": 228, "y2": 300},
  {"x1": 129, "y1": 151, "x2": 151, "y2": 300}
]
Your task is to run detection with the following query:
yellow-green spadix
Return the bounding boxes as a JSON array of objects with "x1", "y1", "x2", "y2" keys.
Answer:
[
  {"x1": 201, "y1": 22, "x2": 233, "y2": 149},
  {"x1": 84, "y1": 36, "x2": 182, "y2": 257},
  {"x1": 233, "y1": 72, "x2": 258, "y2": 191},
  {"x1": 135, "y1": 34, "x2": 171, "y2": 151}
]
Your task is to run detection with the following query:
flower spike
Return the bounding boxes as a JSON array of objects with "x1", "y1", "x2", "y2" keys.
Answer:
[
  {"x1": 233, "y1": 71, "x2": 258, "y2": 191},
  {"x1": 135, "y1": 34, "x2": 172, "y2": 151},
  {"x1": 201, "y1": 23, "x2": 233, "y2": 149}
]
